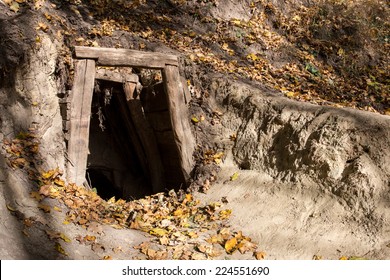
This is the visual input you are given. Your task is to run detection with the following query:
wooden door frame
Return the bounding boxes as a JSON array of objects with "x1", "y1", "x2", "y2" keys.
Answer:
[{"x1": 67, "y1": 46, "x2": 194, "y2": 189}]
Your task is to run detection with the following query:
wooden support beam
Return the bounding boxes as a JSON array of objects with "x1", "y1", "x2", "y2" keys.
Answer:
[
  {"x1": 75, "y1": 46, "x2": 178, "y2": 68},
  {"x1": 115, "y1": 90, "x2": 149, "y2": 179},
  {"x1": 95, "y1": 69, "x2": 139, "y2": 84},
  {"x1": 123, "y1": 82, "x2": 165, "y2": 193},
  {"x1": 162, "y1": 65, "x2": 195, "y2": 181},
  {"x1": 67, "y1": 59, "x2": 96, "y2": 186}
]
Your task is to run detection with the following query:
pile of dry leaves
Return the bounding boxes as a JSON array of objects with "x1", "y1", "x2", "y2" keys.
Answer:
[{"x1": 35, "y1": 168, "x2": 263, "y2": 259}]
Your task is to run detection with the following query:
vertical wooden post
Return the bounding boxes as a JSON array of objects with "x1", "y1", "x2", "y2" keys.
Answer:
[
  {"x1": 162, "y1": 65, "x2": 195, "y2": 181},
  {"x1": 123, "y1": 82, "x2": 165, "y2": 193},
  {"x1": 67, "y1": 59, "x2": 96, "y2": 186}
]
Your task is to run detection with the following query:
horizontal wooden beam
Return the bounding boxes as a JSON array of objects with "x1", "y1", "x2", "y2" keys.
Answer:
[
  {"x1": 95, "y1": 69, "x2": 139, "y2": 84},
  {"x1": 74, "y1": 46, "x2": 178, "y2": 68}
]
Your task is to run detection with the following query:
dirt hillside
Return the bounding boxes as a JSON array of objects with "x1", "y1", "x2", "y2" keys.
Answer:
[{"x1": 0, "y1": 0, "x2": 389, "y2": 260}]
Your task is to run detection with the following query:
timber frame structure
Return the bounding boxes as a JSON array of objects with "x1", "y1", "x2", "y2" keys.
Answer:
[{"x1": 66, "y1": 46, "x2": 195, "y2": 194}]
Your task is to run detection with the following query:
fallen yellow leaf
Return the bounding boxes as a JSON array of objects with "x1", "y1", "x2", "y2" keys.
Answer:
[
  {"x1": 224, "y1": 237, "x2": 238, "y2": 254},
  {"x1": 231, "y1": 19, "x2": 242, "y2": 26},
  {"x1": 149, "y1": 227, "x2": 168, "y2": 237},
  {"x1": 230, "y1": 172, "x2": 239, "y2": 181},
  {"x1": 173, "y1": 208, "x2": 184, "y2": 216},
  {"x1": 292, "y1": 15, "x2": 301, "y2": 22},
  {"x1": 191, "y1": 116, "x2": 200, "y2": 123},
  {"x1": 286, "y1": 91, "x2": 296, "y2": 97},
  {"x1": 349, "y1": 256, "x2": 367, "y2": 260},
  {"x1": 85, "y1": 235, "x2": 97, "y2": 242},
  {"x1": 60, "y1": 233, "x2": 71, "y2": 243},
  {"x1": 55, "y1": 242, "x2": 68, "y2": 256},
  {"x1": 218, "y1": 209, "x2": 232, "y2": 220},
  {"x1": 247, "y1": 53, "x2": 260, "y2": 61},
  {"x1": 41, "y1": 169, "x2": 58, "y2": 179}
]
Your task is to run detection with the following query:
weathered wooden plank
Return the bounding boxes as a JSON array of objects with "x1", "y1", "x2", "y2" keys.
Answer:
[
  {"x1": 75, "y1": 46, "x2": 178, "y2": 68},
  {"x1": 67, "y1": 59, "x2": 96, "y2": 186},
  {"x1": 115, "y1": 90, "x2": 149, "y2": 178},
  {"x1": 162, "y1": 65, "x2": 195, "y2": 181},
  {"x1": 123, "y1": 81, "x2": 165, "y2": 193},
  {"x1": 95, "y1": 69, "x2": 139, "y2": 84}
]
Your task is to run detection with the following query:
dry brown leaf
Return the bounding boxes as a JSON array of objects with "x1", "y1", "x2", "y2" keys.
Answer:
[
  {"x1": 39, "y1": 184, "x2": 51, "y2": 196},
  {"x1": 186, "y1": 231, "x2": 198, "y2": 239},
  {"x1": 23, "y1": 218, "x2": 34, "y2": 227},
  {"x1": 202, "y1": 179, "x2": 210, "y2": 193},
  {"x1": 85, "y1": 235, "x2": 97, "y2": 242},
  {"x1": 191, "y1": 252, "x2": 207, "y2": 260},
  {"x1": 78, "y1": 218, "x2": 88, "y2": 225},
  {"x1": 112, "y1": 246, "x2": 123, "y2": 253},
  {"x1": 219, "y1": 228, "x2": 231, "y2": 239},
  {"x1": 206, "y1": 234, "x2": 223, "y2": 244},
  {"x1": 38, "y1": 203, "x2": 51, "y2": 213},
  {"x1": 159, "y1": 236, "x2": 169, "y2": 246},
  {"x1": 134, "y1": 242, "x2": 150, "y2": 255},
  {"x1": 46, "y1": 230, "x2": 62, "y2": 240},
  {"x1": 30, "y1": 191, "x2": 43, "y2": 202},
  {"x1": 91, "y1": 243, "x2": 105, "y2": 253},
  {"x1": 237, "y1": 239, "x2": 257, "y2": 254},
  {"x1": 9, "y1": 1, "x2": 20, "y2": 13},
  {"x1": 154, "y1": 250, "x2": 168, "y2": 260},
  {"x1": 254, "y1": 251, "x2": 266, "y2": 260}
]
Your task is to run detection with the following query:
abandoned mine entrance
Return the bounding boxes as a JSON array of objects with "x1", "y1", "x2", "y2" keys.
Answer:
[{"x1": 65, "y1": 47, "x2": 195, "y2": 200}]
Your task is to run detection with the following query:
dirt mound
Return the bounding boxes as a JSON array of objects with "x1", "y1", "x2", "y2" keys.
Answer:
[{"x1": 193, "y1": 77, "x2": 390, "y2": 259}]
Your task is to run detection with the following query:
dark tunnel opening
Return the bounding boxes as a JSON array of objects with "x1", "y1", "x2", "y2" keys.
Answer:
[{"x1": 86, "y1": 80, "x2": 153, "y2": 200}]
